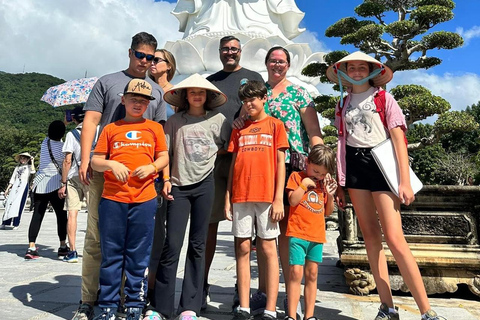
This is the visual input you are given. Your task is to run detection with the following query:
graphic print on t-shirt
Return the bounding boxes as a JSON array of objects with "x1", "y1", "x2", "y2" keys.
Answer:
[
  {"x1": 183, "y1": 125, "x2": 213, "y2": 162},
  {"x1": 302, "y1": 190, "x2": 324, "y2": 214},
  {"x1": 345, "y1": 97, "x2": 378, "y2": 135},
  {"x1": 237, "y1": 125, "x2": 272, "y2": 153}
]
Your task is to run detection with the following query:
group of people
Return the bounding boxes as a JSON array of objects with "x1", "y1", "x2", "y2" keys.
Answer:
[{"x1": 3, "y1": 30, "x2": 447, "y2": 320}]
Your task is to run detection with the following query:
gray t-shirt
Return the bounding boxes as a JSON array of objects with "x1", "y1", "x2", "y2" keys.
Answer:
[
  {"x1": 165, "y1": 111, "x2": 231, "y2": 186},
  {"x1": 84, "y1": 70, "x2": 166, "y2": 133},
  {"x1": 207, "y1": 68, "x2": 264, "y2": 125}
]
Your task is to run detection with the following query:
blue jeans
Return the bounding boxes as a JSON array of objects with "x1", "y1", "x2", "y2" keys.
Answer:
[{"x1": 98, "y1": 197, "x2": 157, "y2": 308}]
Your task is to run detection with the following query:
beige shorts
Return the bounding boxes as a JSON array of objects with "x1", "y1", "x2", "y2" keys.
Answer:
[
  {"x1": 64, "y1": 176, "x2": 89, "y2": 211},
  {"x1": 232, "y1": 202, "x2": 280, "y2": 239},
  {"x1": 210, "y1": 153, "x2": 232, "y2": 224}
]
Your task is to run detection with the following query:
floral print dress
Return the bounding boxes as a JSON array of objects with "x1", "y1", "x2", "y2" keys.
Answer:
[{"x1": 265, "y1": 83, "x2": 315, "y2": 162}]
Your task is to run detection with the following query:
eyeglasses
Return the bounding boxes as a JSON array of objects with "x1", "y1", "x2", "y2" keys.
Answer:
[
  {"x1": 153, "y1": 57, "x2": 168, "y2": 64},
  {"x1": 268, "y1": 59, "x2": 288, "y2": 66},
  {"x1": 131, "y1": 49, "x2": 155, "y2": 61},
  {"x1": 220, "y1": 47, "x2": 241, "y2": 54}
]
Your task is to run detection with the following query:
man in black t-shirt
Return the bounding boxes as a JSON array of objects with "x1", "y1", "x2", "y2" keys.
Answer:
[{"x1": 203, "y1": 35, "x2": 264, "y2": 310}]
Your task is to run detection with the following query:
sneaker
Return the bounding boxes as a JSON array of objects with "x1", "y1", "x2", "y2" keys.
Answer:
[
  {"x1": 144, "y1": 309, "x2": 167, "y2": 320},
  {"x1": 284, "y1": 317, "x2": 295, "y2": 320},
  {"x1": 250, "y1": 290, "x2": 267, "y2": 316},
  {"x1": 375, "y1": 303, "x2": 399, "y2": 320},
  {"x1": 232, "y1": 307, "x2": 253, "y2": 320},
  {"x1": 232, "y1": 284, "x2": 240, "y2": 310},
  {"x1": 261, "y1": 313, "x2": 276, "y2": 320},
  {"x1": 201, "y1": 284, "x2": 210, "y2": 310},
  {"x1": 305, "y1": 317, "x2": 319, "y2": 320},
  {"x1": 92, "y1": 307, "x2": 116, "y2": 320},
  {"x1": 25, "y1": 247, "x2": 40, "y2": 260},
  {"x1": 177, "y1": 313, "x2": 198, "y2": 320},
  {"x1": 0, "y1": 225, "x2": 6, "y2": 230},
  {"x1": 72, "y1": 303, "x2": 94, "y2": 320},
  {"x1": 58, "y1": 245, "x2": 70, "y2": 257},
  {"x1": 422, "y1": 310, "x2": 447, "y2": 320},
  {"x1": 12, "y1": 226, "x2": 19, "y2": 230},
  {"x1": 283, "y1": 296, "x2": 302, "y2": 319},
  {"x1": 63, "y1": 250, "x2": 79, "y2": 263},
  {"x1": 117, "y1": 305, "x2": 127, "y2": 320},
  {"x1": 126, "y1": 307, "x2": 143, "y2": 320}
]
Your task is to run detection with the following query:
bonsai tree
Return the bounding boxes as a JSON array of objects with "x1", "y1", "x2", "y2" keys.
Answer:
[{"x1": 303, "y1": 0, "x2": 479, "y2": 151}]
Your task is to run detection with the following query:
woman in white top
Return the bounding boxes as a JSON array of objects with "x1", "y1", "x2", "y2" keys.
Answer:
[
  {"x1": 25, "y1": 120, "x2": 68, "y2": 260},
  {"x1": 1, "y1": 152, "x2": 35, "y2": 229}
]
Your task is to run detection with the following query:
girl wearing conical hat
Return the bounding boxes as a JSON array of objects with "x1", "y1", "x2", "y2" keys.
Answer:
[
  {"x1": 1, "y1": 152, "x2": 35, "y2": 230},
  {"x1": 328, "y1": 52, "x2": 445, "y2": 320},
  {"x1": 151, "y1": 73, "x2": 231, "y2": 320}
]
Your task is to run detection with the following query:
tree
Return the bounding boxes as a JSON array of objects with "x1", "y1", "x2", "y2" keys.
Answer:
[{"x1": 303, "y1": 0, "x2": 478, "y2": 152}]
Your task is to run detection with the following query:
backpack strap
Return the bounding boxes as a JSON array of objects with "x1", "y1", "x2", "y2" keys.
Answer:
[
  {"x1": 336, "y1": 96, "x2": 348, "y2": 136},
  {"x1": 374, "y1": 90, "x2": 408, "y2": 146},
  {"x1": 71, "y1": 128, "x2": 81, "y2": 143}
]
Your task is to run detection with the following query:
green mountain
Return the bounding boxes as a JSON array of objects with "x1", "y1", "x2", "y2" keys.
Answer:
[{"x1": 0, "y1": 72, "x2": 68, "y2": 186}]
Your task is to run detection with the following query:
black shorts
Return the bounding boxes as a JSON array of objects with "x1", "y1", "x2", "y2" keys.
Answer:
[{"x1": 345, "y1": 145, "x2": 391, "y2": 192}]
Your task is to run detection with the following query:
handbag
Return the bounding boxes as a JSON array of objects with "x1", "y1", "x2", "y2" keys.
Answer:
[
  {"x1": 290, "y1": 151, "x2": 307, "y2": 171},
  {"x1": 371, "y1": 139, "x2": 423, "y2": 197}
]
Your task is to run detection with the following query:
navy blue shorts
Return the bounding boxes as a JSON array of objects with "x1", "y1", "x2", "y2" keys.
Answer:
[{"x1": 345, "y1": 145, "x2": 391, "y2": 192}]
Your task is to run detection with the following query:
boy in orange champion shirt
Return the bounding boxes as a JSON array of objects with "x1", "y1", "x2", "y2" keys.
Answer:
[
  {"x1": 285, "y1": 144, "x2": 337, "y2": 320},
  {"x1": 225, "y1": 80, "x2": 288, "y2": 320},
  {"x1": 91, "y1": 79, "x2": 169, "y2": 320}
]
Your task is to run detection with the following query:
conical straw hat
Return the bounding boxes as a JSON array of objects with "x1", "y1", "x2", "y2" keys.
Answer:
[
  {"x1": 163, "y1": 73, "x2": 227, "y2": 110},
  {"x1": 15, "y1": 152, "x2": 34, "y2": 162},
  {"x1": 326, "y1": 51, "x2": 393, "y2": 87}
]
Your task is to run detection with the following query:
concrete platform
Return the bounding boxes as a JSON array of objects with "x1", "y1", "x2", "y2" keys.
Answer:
[{"x1": 0, "y1": 208, "x2": 478, "y2": 319}]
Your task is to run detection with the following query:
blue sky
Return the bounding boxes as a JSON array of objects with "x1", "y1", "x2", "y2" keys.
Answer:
[{"x1": 0, "y1": 0, "x2": 479, "y2": 114}]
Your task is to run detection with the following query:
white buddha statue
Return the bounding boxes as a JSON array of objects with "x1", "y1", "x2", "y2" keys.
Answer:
[{"x1": 172, "y1": 0, "x2": 305, "y2": 41}]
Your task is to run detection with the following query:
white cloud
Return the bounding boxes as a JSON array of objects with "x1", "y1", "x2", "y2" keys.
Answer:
[
  {"x1": 293, "y1": 30, "x2": 329, "y2": 53},
  {"x1": 456, "y1": 26, "x2": 480, "y2": 45},
  {"x1": 390, "y1": 70, "x2": 480, "y2": 113},
  {"x1": 0, "y1": 0, "x2": 182, "y2": 80}
]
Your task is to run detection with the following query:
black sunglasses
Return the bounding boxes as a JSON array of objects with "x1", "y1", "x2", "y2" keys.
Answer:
[
  {"x1": 131, "y1": 49, "x2": 155, "y2": 61},
  {"x1": 153, "y1": 57, "x2": 168, "y2": 64}
]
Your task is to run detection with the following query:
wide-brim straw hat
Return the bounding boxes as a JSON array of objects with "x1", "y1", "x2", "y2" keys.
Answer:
[
  {"x1": 326, "y1": 51, "x2": 393, "y2": 87},
  {"x1": 163, "y1": 73, "x2": 227, "y2": 109},
  {"x1": 15, "y1": 152, "x2": 33, "y2": 162}
]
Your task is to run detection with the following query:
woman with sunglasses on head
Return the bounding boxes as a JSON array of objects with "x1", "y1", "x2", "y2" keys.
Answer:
[{"x1": 149, "y1": 49, "x2": 177, "y2": 119}]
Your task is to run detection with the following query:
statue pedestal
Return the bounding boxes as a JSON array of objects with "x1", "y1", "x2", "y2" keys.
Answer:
[{"x1": 338, "y1": 185, "x2": 480, "y2": 297}]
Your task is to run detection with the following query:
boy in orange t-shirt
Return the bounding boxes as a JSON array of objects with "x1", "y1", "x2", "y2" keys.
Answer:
[
  {"x1": 91, "y1": 79, "x2": 169, "y2": 320},
  {"x1": 285, "y1": 144, "x2": 337, "y2": 320},
  {"x1": 225, "y1": 80, "x2": 288, "y2": 320}
]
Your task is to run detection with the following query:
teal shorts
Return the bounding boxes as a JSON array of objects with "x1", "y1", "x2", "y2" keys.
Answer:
[{"x1": 289, "y1": 237, "x2": 324, "y2": 265}]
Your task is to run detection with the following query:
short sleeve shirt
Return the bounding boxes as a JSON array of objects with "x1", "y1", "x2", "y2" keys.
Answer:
[
  {"x1": 286, "y1": 171, "x2": 327, "y2": 243},
  {"x1": 84, "y1": 71, "x2": 166, "y2": 134},
  {"x1": 164, "y1": 111, "x2": 231, "y2": 186},
  {"x1": 265, "y1": 83, "x2": 314, "y2": 162},
  {"x1": 228, "y1": 116, "x2": 289, "y2": 203},
  {"x1": 94, "y1": 119, "x2": 168, "y2": 203},
  {"x1": 62, "y1": 125, "x2": 82, "y2": 179}
]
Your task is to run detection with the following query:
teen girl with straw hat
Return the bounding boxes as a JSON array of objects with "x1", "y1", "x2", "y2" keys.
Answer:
[
  {"x1": 151, "y1": 73, "x2": 231, "y2": 320},
  {"x1": 328, "y1": 51, "x2": 446, "y2": 320}
]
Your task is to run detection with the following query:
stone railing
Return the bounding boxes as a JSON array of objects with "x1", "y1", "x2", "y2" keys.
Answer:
[{"x1": 337, "y1": 185, "x2": 480, "y2": 297}]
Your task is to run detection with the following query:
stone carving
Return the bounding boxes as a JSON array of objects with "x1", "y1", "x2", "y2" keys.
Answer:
[
  {"x1": 337, "y1": 185, "x2": 480, "y2": 298},
  {"x1": 344, "y1": 268, "x2": 376, "y2": 296}
]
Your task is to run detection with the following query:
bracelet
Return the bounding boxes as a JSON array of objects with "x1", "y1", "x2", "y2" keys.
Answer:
[
  {"x1": 149, "y1": 163, "x2": 157, "y2": 172},
  {"x1": 163, "y1": 175, "x2": 170, "y2": 181},
  {"x1": 299, "y1": 183, "x2": 308, "y2": 192}
]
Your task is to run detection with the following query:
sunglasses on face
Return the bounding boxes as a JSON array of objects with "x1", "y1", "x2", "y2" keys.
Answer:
[
  {"x1": 220, "y1": 47, "x2": 241, "y2": 54},
  {"x1": 131, "y1": 49, "x2": 155, "y2": 61},
  {"x1": 153, "y1": 57, "x2": 168, "y2": 64}
]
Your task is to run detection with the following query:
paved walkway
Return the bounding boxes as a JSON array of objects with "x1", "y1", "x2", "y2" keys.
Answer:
[{"x1": 0, "y1": 208, "x2": 478, "y2": 320}]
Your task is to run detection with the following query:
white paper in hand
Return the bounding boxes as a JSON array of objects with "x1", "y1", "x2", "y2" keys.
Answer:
[{"x1": 371, "y1": 139, "x2": 423, "y2": 197}]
